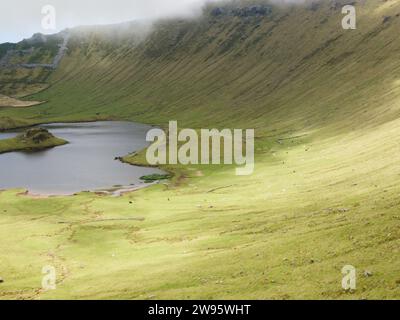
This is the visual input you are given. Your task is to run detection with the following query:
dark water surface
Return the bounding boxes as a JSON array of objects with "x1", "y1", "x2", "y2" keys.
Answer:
[{"x1": 0, "y1": 121, "x2": 163, "y2": 195}]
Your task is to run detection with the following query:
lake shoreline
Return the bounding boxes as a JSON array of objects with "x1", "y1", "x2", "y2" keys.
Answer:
[
  {"x1": 14, "y1": 180, "x2": 160, "y2": 198},
  {"x1": 0, "y1": 116, "x2": 160, "y2": 132},
  {"x1": 0, "y1": 121, "x2": 167, "y2": 196}
]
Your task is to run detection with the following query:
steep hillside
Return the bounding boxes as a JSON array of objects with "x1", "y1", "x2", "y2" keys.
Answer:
[
  {"x1": 1, "y1": 0, "x2": 399, "y2": 133},
  {"x1": 0, "y1": 32, "x2": 67, "y2": 97},
  {"x1": 0, "y1": 0, "x2": 400, "y2": 299}
]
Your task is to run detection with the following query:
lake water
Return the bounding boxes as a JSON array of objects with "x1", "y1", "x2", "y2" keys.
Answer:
[{"x1": 0, "y1": 121, "x2": 164, "y2": 195}]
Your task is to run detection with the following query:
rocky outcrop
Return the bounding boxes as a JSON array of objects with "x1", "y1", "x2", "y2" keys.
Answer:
[
  {"x1": 0, "y1": 48, "x2": 34, "y2": 67},
  {"x1": 0, "y1": 32, "x2": 69, "y2": 70},
  {"x1": 328, "y1": 0, "x2": 357, "y2": 10},
  {"x1": 19, "y1": 128, "x2": 56, "y2": 144},
  {"x1": 26, "y1": 33, "x2": 48, "y2": 45},
  {"x1": 211, "y1": 5, "x2": 273, "y2": 18}
]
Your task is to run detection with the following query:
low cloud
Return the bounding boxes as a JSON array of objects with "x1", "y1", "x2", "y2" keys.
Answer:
[
  {"x1": 0, "y1": 0, "x2": 208, "y2": 43},
  {"x1": 0, "y1": 0, "x2": 314, "y2": 43}
]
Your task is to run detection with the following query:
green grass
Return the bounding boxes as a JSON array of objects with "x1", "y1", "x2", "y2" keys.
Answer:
[{"x1": 0, "y1": 0, "x2": 400, "y2": 299}]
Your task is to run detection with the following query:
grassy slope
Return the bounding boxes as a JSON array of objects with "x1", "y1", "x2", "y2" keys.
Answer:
[{"x1": 1, "y1": 0, "x2": 400, "y2": 299}]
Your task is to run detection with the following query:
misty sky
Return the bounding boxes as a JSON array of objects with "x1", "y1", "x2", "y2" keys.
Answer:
[{"x1": 0, "y1": 0, "x2": 209, "y2": 43}]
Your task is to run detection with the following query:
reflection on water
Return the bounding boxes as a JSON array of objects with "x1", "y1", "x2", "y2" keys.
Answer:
[{"x1": 0, "y1": 121, "x2": 163, "y2": 195}]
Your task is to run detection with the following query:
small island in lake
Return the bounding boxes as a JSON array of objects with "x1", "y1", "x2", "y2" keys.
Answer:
[{"x1": 0, "y1": 127, "x2": 68, "y2": 154}]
